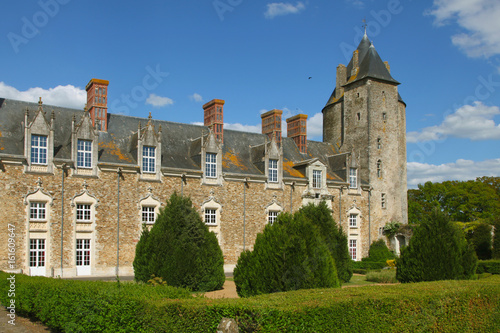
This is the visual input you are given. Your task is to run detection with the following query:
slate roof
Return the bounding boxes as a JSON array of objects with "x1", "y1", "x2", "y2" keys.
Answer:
[
  {"x1": 0, "y1": 97, "x2": 349, "y2": 183},
  {"x1": 324, "y1": 33, "x2": 403, "y2": 109},
  {"x1": 345, "y1": 34, "x2": 399, "y2": 86}
]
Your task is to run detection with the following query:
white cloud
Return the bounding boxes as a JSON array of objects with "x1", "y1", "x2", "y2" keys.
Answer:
[
  {"x1": 224, "y1": 123, "x2": 261, "y2": 133},
  {"x1": 307, "y1": 112, "x2": 323, "y2": 140},
  {"x1": 0, "y1": 81, "x2": 86, "y2": 109},
  {"x1": 264, "y1": 2, "x2": 305, "y2": 19},
  {"x1": 407, "y1": 158, "x2": 500, "y2": 187},
  {"x1": 427, "y1": 0, "x2": 500, "y2": 58},
  {"x1": 191, "y1": 121, "x2": 261, "y2": 134},
  {"x1": 190, "y1": 93, "x2": 203, "y2": 103},
  {"x1": 346, "y1": 0, "x2": 369, "y2": 9},
  {"x1": 407, "y1": 101, "x2": 500, "y2": 142},
  {"x1": 145, "y1": 94, "x2": 174, "y2": 107}
]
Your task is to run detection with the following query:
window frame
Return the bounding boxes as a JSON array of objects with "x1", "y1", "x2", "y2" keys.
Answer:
[
  {"x1": 268, "y1": 159, "x2": 278, "y2": 183},
  {"x1": 268, "y1": 211, "x2": 279, "y2": 225},
  {"x1": 312, "y1": 169, "x2": 322, "y2": 189},
  {"x1": 349, "y1": 213, "x2": 357, "y2": 228},
  {"x1": 381, "y1": 193, "x2": 387, "y2": 209},
  {"x1": 204, "y1": 208, "x2": 217, "y2": 225},
  {"x1": 77, "y1": 139, "x2": 92, "y2": 168},
  {"x1": 30, "y1": 202, "x2": 46, "y2": 221},
  {"x1": 29, "y1": 239, "x2": 45, "y2": 268},
  {"x1": 349, "y1": 168, "x2": 357, "y2": 188},
  {"x1": 142, "y1": 146, "x2": 156, "y2": 173},
  {"x1": 76, "y1": 204, "x2": 91, "y2": 222},
  {"x1": 142, "y1": 206, "x2": 156, "y2": 224},
  {"x1": 76, "y1": 239, "x2": 91, "y2": 267},
  {"x1": 349, "y1": 239, "x2": 357, "y2": 260},
  {"x1": 31, "y1": 134, "x2": 48, "y2": 165},
  {"x1": 205, "y1": 152, "x2": 217, "y2": 178}
]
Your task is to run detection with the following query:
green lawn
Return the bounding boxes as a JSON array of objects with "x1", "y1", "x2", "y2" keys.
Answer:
[{"x1": 341, "y1": 274, "x2": 376, "y2": 286}]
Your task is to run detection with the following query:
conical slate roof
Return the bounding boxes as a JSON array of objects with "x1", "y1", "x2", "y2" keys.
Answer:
[
  {"x1": 323, "y1": 33, "x2": 400, "y2": 109},
  {"x1": 353, "y1": 43, "x2": 399, "y2": 85}
]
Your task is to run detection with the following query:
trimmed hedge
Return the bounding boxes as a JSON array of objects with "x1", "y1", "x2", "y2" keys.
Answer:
[
  {"x1": 476, "y1": 260, "x2": 500, "y2": 275},
  {"x1": 2, "y1": 271, "x2": 500, "y2": 332}
]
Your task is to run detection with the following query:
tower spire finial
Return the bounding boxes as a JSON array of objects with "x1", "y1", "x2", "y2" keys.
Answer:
[{"x1": 362, "y1": 18, "x2": 367, "y2": 36}]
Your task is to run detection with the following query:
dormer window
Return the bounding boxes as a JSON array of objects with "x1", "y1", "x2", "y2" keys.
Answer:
[
  {"x1": 269, "y1": 159, "x2": 278, "y2": 183},
  {"x1": 312, "y1": 170, "x2": 322, "y2": 189},
  {"x1": 349, "y1": 168, "x2": 357, "y2": 188},
  {"x1": 77, "y1": 140, "x2": 92, "y2": 168},
  {"x1": 142, "y1": 146, "x2": 156, "y2": 173},
  {"x1": 31, "y1": 135, "x2": 47, "y2": 165},
  {"x1": 205, "y1": 152, "x2": 217, "y2": 178}
]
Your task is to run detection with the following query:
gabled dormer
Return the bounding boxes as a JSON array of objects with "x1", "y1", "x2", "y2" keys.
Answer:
[
  {"x1": 137, "y1": 113, "x2": 162, "y2": 181},
  {"x1": 265, "y1": 135, "x2": 283, "y2": 189},
  {"x1": 71, "y1": 106, "x2": 99, "y2": 177},
  {"x1": 24, "y1": 98, "x2": 55, "y2": 174},
  {"x1": 201, "y1": 129, "x2": 223, "y2": 185}
]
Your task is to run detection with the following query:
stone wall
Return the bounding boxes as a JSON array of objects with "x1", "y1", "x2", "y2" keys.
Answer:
[{"x1": 0, "y1": 162, "x2": 379, "y2": 277}]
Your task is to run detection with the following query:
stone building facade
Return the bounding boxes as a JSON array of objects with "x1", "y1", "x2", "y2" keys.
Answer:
[{"x1": 0, "y1": 33, "x2": 407, "y2": 278}]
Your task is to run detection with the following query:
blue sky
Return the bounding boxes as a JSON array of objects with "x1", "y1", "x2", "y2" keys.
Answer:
[{"x1": 1, "y1": 0, "x2": 499, "y2": 187}]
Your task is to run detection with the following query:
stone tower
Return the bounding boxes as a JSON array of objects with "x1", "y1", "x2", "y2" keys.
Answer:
[{"x1": 322, "y1": 32, "x2": 408, "y2": 226}]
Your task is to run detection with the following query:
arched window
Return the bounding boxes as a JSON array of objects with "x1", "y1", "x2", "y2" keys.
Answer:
[{"x1": 377, "y1": 160, "x2": 382, "y2": 178}]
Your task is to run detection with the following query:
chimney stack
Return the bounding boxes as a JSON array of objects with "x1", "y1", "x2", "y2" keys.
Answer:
[
  {"x1": 86, "y1": 79, "x2": 109, "y2": 131},
  {"x1": 203, "y1": 99, "x2": 225, "y2": 143},
  {"x1": 336, "y1": 64, "x2": 347, "y2": 99},
  {"x1": 286, "y1": 114, "x2": 308, "y2": 154},
  {"x1": 261, "y1": 109, "x2": 282, "y2": 145},
  {"x1": 351, "y1": 50, "x2": 359, "y2": 77}
]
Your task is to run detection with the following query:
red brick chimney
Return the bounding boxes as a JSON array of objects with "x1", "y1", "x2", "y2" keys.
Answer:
[
  {"x1": 261, "y1": 109, "x2": 282, "y2": 145},
  {"x1": 286, "y1": 114, "x2": 308, "y2": 154},
  {"x1": 203, "y1": 99, "x2": 225, "y2": 143},
  {"x1": 86, "y1": 79, "x2": 109, "y2": 131}
]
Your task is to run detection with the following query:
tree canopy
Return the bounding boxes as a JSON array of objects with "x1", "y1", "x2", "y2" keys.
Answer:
[{"x1": 408, "y1": 177, "x2": 500, "y2": 224}]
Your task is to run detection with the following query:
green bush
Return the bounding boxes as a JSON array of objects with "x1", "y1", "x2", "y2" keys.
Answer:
[
  {"x1": 397, "y1": 209, "x2": 478, "y2": 283},
  {"x1": 352, "y1": 260, "x2": 386, "y2": 270},
  {"x1": 364, "y1": 239, "x2": 395, "y2": 262},
  {"x1": 234, "y1": 212, "x2": 340, "y2": 297},
  {"x1": 476, "y1": 260, "x2": 500, "y2": 274},
  {"x1": 298, "y1": 202, "x2": 353, "y2": 283},
  {"x1": 133, "y1": 193, "x2": 225, "y2": 292},
  {"x1": 493, "y1": 219, "x2": 500, "y2": 259},
  {"x1": 466, "y1": 222, "x2": 492, "y2": 260},
  {"x1": 365, "y1": 269, "x2": 397, "y2": 284},
  {"x1": 2, "y1": 271, "x2": 499, "y2": 332}
]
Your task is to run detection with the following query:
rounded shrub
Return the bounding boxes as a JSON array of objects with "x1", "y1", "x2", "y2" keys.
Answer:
[
  {"x1": 298, "y1": 201, "x2": 353, "y2": 282},
  {"x1": 234, "y1": 212, "x2": 340, "y2": 297},
  {"x1": 396, "y1": 209, "x2": 478, "y2": 283},
  {"x1": 133, "y1": 193, "x2": 225, "y2": 292},
  {"x1": 364, "y1": 239, "x2": 395, "y2": 262}
]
